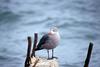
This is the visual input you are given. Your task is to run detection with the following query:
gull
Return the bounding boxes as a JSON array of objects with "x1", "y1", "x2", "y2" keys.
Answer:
[{"x1": 35, "y1": 27, "x2": 60, "y2": 59}]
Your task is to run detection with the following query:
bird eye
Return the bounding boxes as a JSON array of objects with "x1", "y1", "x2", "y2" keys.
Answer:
[
  {"x1": 53, "y1": 30, "x2": 55, "y2": 32},
  {"x1": 50, "y1": 27, "x2": 58, "y2": 32},
  {"x1": 53, "y1": 29, "x2": 57, "y2": 32}
]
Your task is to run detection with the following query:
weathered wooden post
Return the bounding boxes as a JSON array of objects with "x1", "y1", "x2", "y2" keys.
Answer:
[
  {"x1": 84, "y1": 42, "x2": 93, "y2": 67},
  {"x1": 25, "y1": 36, "x2": 32, "y2": 67},
  {"x1": 31, "y1": 33, "x2": 38, "y2": 57}
]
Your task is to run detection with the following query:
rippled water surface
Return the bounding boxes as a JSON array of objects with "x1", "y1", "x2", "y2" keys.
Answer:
[{"x1": 0, "y1": 0, "x2": 100, "y2": 67}]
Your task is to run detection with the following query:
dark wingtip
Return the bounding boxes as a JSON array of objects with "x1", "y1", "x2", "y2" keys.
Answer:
[{"x1": 35, "y1": 47, "x2": 43, "y2": 51}]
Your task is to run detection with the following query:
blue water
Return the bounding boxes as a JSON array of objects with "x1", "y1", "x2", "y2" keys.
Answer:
[{"x1": 0, "y1": 0, "x2": 100, "y2": 67}]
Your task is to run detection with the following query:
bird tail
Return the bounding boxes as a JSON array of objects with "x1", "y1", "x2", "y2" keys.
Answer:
[
  {"x1": 35, "y1": 45, "x2": 43, "y2": 51},
  {"x1": 35, "y1": 48, "x2": 42, "y2": 51}
]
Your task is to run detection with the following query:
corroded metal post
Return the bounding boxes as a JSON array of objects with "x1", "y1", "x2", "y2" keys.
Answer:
[
  {"x1": 25, "y1": 36, "x2": 32, "y2": 67},
  {"x1": 84, "y1": 42, "x2": 93, "y2": 67},
  {"x1": 31, "y1": 33, "x2": 38, "y2": 57}
]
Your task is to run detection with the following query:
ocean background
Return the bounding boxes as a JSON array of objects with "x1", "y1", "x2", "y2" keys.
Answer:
[{"x1": 0, "y1": 0, "x2": 100, "y2": 67}]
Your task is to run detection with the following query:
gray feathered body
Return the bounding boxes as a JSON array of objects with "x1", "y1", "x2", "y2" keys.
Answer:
[{"x1": 35, "y1": 32, "x2": 60, "y2": 50}]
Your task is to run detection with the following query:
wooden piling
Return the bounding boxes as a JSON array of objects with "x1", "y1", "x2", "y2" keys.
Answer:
[
  {"x1": 25, "y1": 36, "x2": 32, "y2": 67},
  {"x1": 84, "y1": 42, "x2": 93, "y2": 67},
  {"x1": 31, "y1": 33, "x2": 38, "y2": 57}
]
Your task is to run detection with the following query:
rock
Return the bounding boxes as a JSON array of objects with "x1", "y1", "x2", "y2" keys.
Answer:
[{"x1": 30, "y1": 57, "x2": 59, "y2": 67}]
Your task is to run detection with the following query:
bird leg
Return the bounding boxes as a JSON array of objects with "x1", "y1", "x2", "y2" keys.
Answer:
[
  {"x1": 52, "y1": 49, "x2": 54, "y2": 58},
  {"x1": 52, "y1": 49, "x2": 58, "y2": 59},
  {"x1": 47, "y1": 50, "x2": 50, "y2": 59}
]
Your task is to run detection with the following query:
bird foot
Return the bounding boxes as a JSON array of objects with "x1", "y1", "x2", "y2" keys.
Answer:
[
  {"x1": 47, "y1": 56, "x2": 58, "y2": 60},
  {"x1": 52, "y1": 56, "x2": 58, "y2": 59},
  {"x1": 47, "y1": 58, "x2": 52, "y2": 60}
]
